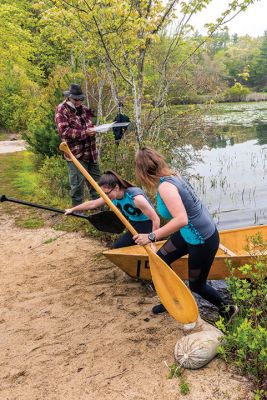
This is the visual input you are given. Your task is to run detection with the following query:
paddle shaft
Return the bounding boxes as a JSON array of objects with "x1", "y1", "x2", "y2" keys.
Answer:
[{"x1": 0, "y1": 195, "x2": 89, "y2": 220}]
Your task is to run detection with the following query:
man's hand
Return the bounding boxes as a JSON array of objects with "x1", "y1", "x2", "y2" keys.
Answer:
[{"x1": 85, "y1": 128, "x2": 96, "y2": 136}]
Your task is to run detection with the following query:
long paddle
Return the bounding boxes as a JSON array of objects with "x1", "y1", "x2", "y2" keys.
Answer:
[
  {"x1": 59, "y1": 142, "x2": 198, "y2": 324},
  {"x1": 0, "y1": 194, "x2": 124, "y2": 234}
]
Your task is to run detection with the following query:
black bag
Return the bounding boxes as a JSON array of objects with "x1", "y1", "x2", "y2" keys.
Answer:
[{"x1": 113, "y1": 112, "x2": 130, "y2": 142}]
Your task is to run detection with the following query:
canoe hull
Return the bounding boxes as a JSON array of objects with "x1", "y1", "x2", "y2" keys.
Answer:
[{"x1": 103, "y1": 225, "x2": 267, "y2": 280}]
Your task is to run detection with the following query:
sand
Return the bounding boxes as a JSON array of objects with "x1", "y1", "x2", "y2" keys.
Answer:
[{"x1": 0, "y1": 214, "x2": 253, "y2": 400}]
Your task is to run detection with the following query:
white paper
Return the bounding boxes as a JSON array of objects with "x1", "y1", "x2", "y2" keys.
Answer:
[{"x1": 91, "y1": 122, "x2": 130, "y2": 133}]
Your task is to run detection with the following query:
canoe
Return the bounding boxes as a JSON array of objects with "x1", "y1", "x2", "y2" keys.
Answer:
[{"x1": 103, "y1": 225, "x2": 267, "y2": 280}]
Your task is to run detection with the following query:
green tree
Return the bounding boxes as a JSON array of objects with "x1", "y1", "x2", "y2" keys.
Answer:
[
  {"x1": 0, "y1": 1, "x2": 42, "y2": 130},
  {"x1": 251, "y1": 31, "x2": 267, "y2": 90},
  {"x1": 221, "y1": 35, "x2": 260, "y2": 86}
]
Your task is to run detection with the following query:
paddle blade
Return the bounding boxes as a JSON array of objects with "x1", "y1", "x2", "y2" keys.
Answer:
[
  {"x1": 148, "y1": 251, "x2": 198, "y2": 324},
  {"x1": 88, "y1": 211, "x2": 125, "y2": 234}
]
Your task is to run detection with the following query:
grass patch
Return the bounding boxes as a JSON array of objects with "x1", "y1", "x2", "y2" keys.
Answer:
[
  {"x1": 0, "y1": 131, "x2": 10, "y2": 140},
  {"x1": 0, "y1": 150, "x2": 114, "y2": 244},
  {"x1": 43, "y1": 237, "x2": 57, "y2": 244},
  {"x1": 16, "y1": 216, "x2": 44, "y2": 229},
  {"x1": 0, "y1": 151, "x2": 38, "y2": 198},
  {"x1": 166, "y1": 362, "x2": 190, "y2": 396}
]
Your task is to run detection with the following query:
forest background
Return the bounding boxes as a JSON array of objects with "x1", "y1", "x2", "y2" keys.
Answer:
[{"x1": 1, "y1": 0, "x2": 267, "y2": 206}]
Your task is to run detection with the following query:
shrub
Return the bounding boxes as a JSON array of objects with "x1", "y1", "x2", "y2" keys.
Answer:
[
  {"x1": 224, "y1": 82, "x2": 251, "y2": 102},
  {"x1": 38, "y1": 155, "x2": 70, "y2": 204},
  {"x1": 217, "y1": 233, "x2": 267, "y2": 398}
]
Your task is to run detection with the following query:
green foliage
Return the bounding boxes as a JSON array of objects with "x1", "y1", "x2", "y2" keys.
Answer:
[
  {"x1": 251, "y1": 31, "x2": 267, "y2": 90},
  {"x1": 167, "y1": 363, "x2": 181, "y2": 379},
  {"x1": 38, "y1": 155, "x2": 70, "y2": 204},
  {"x1": 0, "y1": 2, "x2": 43, "y2": 131},
  {"x1": 16, "y1": 216, "x2": 44, "y2": 229},
  {"x1": 24, "y1": 114, "x2": 61, "y2": 159},
  {"x1": 99, "y1": 130, "x2": 138, "y2": 184},
  {"x1": 23, "y1": 74, "x2": 66, "y2": 159},
  {"x1": 224, "y1": 82, "x2": 251, "y2": 102},
  {"x1": 179, "y1": 380, "x2": 190, "y2": 396},
  {"x1": 0, "y1": 151, "x2": 37, "y2": 201},
  {"x1": 217, "y1": 233, "x2": 267, "y2": 396},
  {"x1": 167, "y1": 362, "x2": 190, "y2": 396},
  {"x1": 11, "y1": 152, "x2": 40, "y2": 197},
  {"x1": 43, "y1": 237, "x2": 57, "y2": 244}
]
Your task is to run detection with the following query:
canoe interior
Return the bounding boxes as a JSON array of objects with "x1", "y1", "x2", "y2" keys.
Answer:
[{"x1": 103, "y1": 225, "x2": 267, "y2": 281}]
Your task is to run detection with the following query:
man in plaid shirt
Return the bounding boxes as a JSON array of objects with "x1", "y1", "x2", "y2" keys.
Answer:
[{"x1": 55, "y1": 84, "x2": 101, "y2": 206}]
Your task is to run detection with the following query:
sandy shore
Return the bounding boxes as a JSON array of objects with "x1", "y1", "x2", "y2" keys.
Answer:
[{"x1": 0, "y1": 212, "x2": 255, "y2": 400}]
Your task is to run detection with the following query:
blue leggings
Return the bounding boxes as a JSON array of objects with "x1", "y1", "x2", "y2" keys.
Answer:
[{"x1": 157, "y1": 228, "x2": 226, "y2": 310}]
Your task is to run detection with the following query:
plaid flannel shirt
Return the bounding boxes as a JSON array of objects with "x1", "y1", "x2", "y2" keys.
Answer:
[{"x1": 55, "y1": 101, "x2": 98, "y2": 162}]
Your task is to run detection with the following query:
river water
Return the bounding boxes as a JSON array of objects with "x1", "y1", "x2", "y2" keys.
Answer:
[{"x1": 189, "y1": 101, "x2": 267, "y2": 230}]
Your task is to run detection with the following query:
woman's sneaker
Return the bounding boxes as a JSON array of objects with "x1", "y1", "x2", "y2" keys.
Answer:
[
  {"x1": 152, "y1": 303, "x2": 167, "y2": 314},
  {"x1": 219, "y1": 304, "x2": 239, "y2": 324}
]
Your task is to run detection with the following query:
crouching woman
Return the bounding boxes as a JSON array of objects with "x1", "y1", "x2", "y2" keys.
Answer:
[{"x1": 65, "y1": 170, "x2": 160, "y2": 249}]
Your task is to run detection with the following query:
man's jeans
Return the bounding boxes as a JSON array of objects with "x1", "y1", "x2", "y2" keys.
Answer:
[{"x1": 67, "y1": 160, "x2": 101, "y2": 206}]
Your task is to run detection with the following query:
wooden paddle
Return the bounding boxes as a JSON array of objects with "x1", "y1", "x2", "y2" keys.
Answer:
[{"x1": 59, "y1": 142, "x2": 199, "y2": 324}]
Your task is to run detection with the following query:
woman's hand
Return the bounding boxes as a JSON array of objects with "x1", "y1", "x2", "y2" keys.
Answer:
[
  {"x1": 150, "y1": 243, "x2": 157, "y2": 253},
  {"x1": 64, "y1": 208, "x2": 73, "y2": 215},
  {"x1": 133, "y1": 233, "x2": 151, "y2": 246}
]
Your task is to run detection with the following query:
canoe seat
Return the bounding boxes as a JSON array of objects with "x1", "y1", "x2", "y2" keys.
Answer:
[{"x1": 219, "y1": 243, "x2": 237, "y2": 257}]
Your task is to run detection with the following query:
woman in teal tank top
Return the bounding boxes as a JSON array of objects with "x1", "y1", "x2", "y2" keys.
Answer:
[
  {"x1": 65, "y1": 170, "x2": 160, "y2": 248},
  {"x1": 133, "y1": 147, "x2": 238, "y2": 323}
]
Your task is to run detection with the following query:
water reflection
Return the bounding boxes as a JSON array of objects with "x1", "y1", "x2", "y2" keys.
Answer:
[
  {"x1": 207, "y1": 124, "x2": 267, "y2": 149},
  {"x1": 256, "y1": 123, "x2": 267, "y2": 145},
  {"x1": 189, "y1": 102, "x2": 267, "y2": 230}
]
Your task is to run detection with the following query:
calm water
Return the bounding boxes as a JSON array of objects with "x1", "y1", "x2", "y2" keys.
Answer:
[{"x1": 189, "y1": 102, "x2": 267, "y2": 230}]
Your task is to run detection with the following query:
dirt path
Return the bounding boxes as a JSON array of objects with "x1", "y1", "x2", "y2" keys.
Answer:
[
  {"x1": 0, "y1": 140, "x2": 26, "y2": 154},
  {"x1": 0, "y1": 214, "x2": 254, "y2": 400}
]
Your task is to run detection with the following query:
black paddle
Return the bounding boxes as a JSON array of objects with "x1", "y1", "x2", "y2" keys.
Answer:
[{"x1": 0, "y1": 195, "x2": 125, "y2": 234}]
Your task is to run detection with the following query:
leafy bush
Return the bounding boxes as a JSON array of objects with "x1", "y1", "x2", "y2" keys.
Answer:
[
  {"x1": 23, "y1": 81, "x2": 63, "y2": 159},
  {"x1": 38, "y1": 155, "x2": 70, "y2": 204},
  {"x1": 224, "y1": 82, "x2": 251, "y2": 102},
  {"x1": 0, "y1": 64, "x2": 40, "y2": 132},
  {"x1": 23, "y1": 111, "x2": 61, "y2": 159},
  {"x1": 217, "y1": 233, "x2": 267, "y2": 398}
]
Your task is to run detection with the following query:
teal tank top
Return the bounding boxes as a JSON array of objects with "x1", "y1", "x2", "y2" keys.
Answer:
[
  {"x1": 112, "y1": 187, "x2": 152, "y2": 222},
  {"x1": 156, "y1": 177, "x2": 216, "y2": 244}
]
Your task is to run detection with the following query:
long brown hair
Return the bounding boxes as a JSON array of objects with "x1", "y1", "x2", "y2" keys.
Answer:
[
  {"x1": 98, "y1": 170, "x2": 134, "y2": 189},
  {"x1": 135, "y1": 147, "x2": 174, "y2": 189}
]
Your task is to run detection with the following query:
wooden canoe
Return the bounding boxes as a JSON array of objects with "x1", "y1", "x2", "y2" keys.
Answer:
[{"x1": 103, "y1": 225, "x2": 267, "y2": 280}]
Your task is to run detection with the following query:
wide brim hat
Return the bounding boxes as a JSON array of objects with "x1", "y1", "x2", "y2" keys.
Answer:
[{"x1": 63, "y1": 83, "x2": 85, "y2": 100}]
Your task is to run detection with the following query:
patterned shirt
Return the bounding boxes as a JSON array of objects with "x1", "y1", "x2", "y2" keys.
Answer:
[{"x1": 55, "y1": 100, "x2": 98, "y2": 162}]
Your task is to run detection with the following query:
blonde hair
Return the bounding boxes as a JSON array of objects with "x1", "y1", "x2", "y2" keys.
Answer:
[{"x1": 135, "y1": 147, "x2": 174, "y2": 189}]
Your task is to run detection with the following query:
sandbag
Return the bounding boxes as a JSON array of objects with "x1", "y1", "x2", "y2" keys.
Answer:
[{"x1": 174, "y1": 329, "x2": 223, "y2": 369}]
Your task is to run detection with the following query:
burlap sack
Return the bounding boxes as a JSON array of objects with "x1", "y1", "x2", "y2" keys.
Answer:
[{"x1": 174, "y1": 329, "x2": 223, "y2": 369}]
